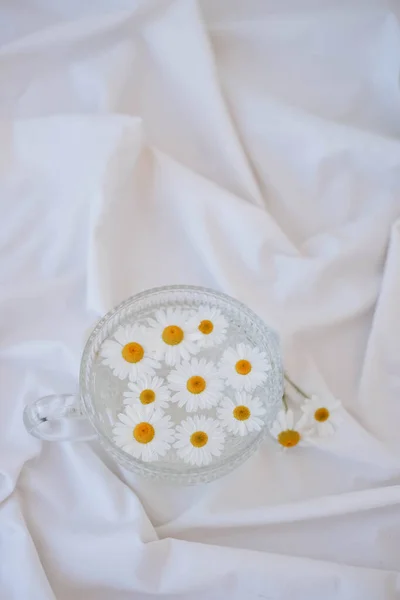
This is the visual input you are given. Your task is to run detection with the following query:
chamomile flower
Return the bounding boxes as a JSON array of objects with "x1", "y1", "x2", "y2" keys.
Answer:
[
  {"x1": 167, "y1": 357, "x2": 224, "y2": 412},
  {"x1": 270, "y1": 409, "x2": 309, "y2": 448},
  {"x1": 187, "y1": 306, "x2": 228, "y2": 348},
  {"x1": 112, "y1": 405, "x2": 175, "y2": 462},
  {"x1": 148, "y1": 308, "x2": 199, "y2": 366},
  {"x1": 217, "y1": 391, "x2": 266, "y2": 436},
  {"x1": 101, "y1": 324, "x2": 160, "y2": 381},
  {"x1": 123, "y1": 375, "x2": 171, "y2": 410},
  {"x1": 174, "y1": 415, "x2": 225, "y2": 466},
  {"x1": 297, "y1": 395, "x2": 342, "y2": 437},
  {"x1": 219, "y1": 343, "x2": 270, "y2": 392}
]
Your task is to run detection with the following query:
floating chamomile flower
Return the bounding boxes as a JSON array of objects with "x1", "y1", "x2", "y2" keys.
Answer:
[
  {"x1": 270, "y1": 409, "x2": 309, "y2": 448},
  {"x1": 101, "y1": 324, "x2": 160, "y2": 381},
  {"x1": 123, "y1": 375, "x2": 171, "y2": 410},
  {"x1": 187, "y1": 306, "x2": 228, "y2": 348},
  {"x1": 112, "y1": 405, "x2": 175, "y2": 462},
  {"x1": 167, "y1": 357, "x2": 223, "y2": 412},
  {"x1": 148, "y1": 308, "x2": 198, "y2": 366},
  {"x1": 174, "y1": 415, "x2": 225, "y2": 466},
  {"x1": 297, "y1": 395, "x2": 342, "y2": 437},
  {"x1": 219, "y1": 343, "x2": 270, "y2": 391},
  {"x1": 217, "y1": 391, "x2": 266, "y2": 436}
]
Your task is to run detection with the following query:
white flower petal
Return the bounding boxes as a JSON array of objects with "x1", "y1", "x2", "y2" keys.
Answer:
[
  {"x1": 270, "y1": 422, "x2": 280, "y2": 437},
  {"x1": 317, "y1": 421, "x2": 336, "y2": 437},
  {"x1": 286, "y1": 410, "x2": 294, "y2": 429},
  {"x1": 296, "y1": 413, "x2": 311, "y2": 430},
  {"x1": 277, "y1": 410, "x2": 288, "y2": 430},
  {"x1": 118, "y1": 413, "x2": 134, "y2": 427}
]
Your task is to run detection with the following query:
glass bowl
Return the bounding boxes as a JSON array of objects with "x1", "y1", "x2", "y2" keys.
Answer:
[{"x1": 81, "y1": 285, "x2": 283, "y2": 484}]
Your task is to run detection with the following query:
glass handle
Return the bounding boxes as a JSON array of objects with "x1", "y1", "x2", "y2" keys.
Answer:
[{"x1": 23, "y1": 394, "x2": 96, "y2": 442}]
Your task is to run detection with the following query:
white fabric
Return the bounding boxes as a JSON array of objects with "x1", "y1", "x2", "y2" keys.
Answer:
[{"x1": 1, "y1": 1, "x2": 400, "y2": 598}]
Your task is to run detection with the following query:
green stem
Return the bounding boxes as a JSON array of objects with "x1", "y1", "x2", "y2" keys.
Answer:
[
  {"x1": 284, "y1": 373, "x2": 310, "y2": 399},
  {"x1": 282, "y1": 393, "x2": 289, "y2": 412}
]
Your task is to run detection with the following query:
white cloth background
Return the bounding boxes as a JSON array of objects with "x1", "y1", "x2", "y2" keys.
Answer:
[{"x1": 1, "y1": 0, "x2": 400, "y2": 598}]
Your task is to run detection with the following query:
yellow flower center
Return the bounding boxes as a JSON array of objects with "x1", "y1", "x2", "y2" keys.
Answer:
[
  {"x1": 277, "y1": 429, "x2": 301, "y2": 448},
  {"x1": 190, "y1": 431, "x2": 208, "y2": 448},
  {"x1": 187, "y1": 376, "x2": 206, "y2": 394},
  {"x1": 235, "y1": 359, "x2": 252, "y2": 375},
  {"x1": 139, "y1": 389, "x2": 156, "y2": 405},
  {"x1": 233, "y1": 405, "x2": 251, "y2": 421},
  {"x1": 314, "y1": 407, "x2": 330, "y2": 422},
  {"x1": 133, "y1": 422, "x2": 155, "y2": 444},
  {"x1": 121, "y1": 342, "x2": 144, "y2": 363},
  {"x1": 198, "y1": 319, "x2": 214, "y2": 335},
  {"x1": 162, "y1": 325, "x2": 184, "y2": 345}
]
